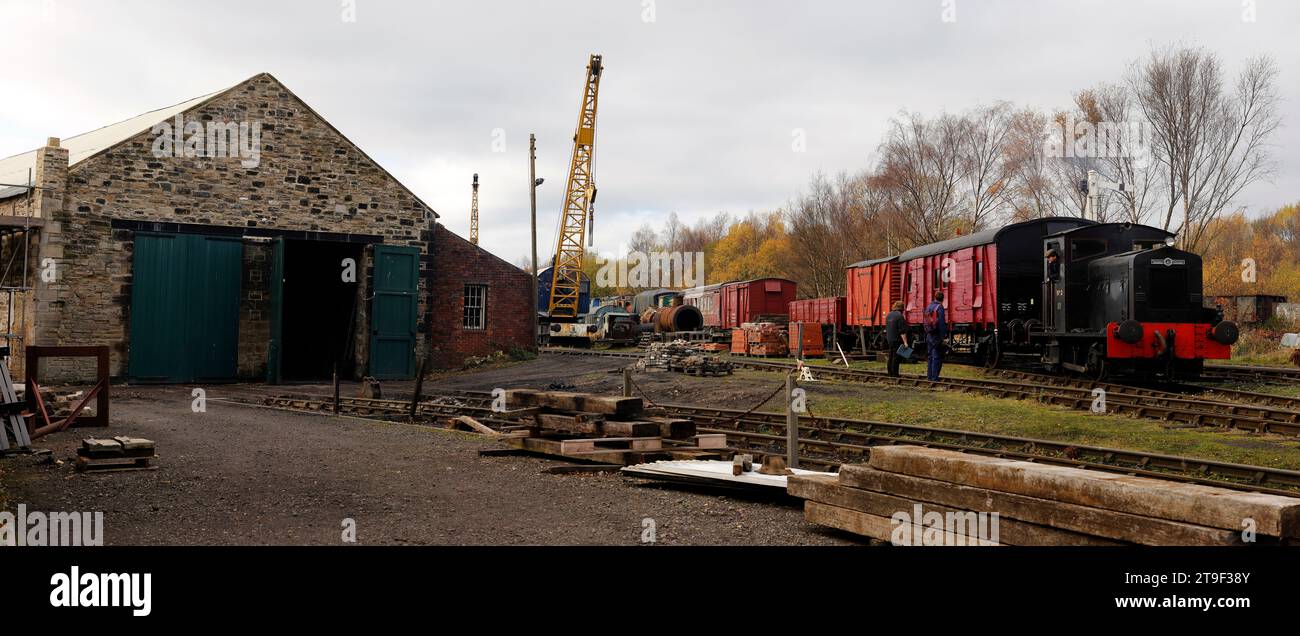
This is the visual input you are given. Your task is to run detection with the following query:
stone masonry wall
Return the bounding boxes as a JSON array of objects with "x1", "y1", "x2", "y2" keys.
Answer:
[
  {"x1": 33, "y1": 73, "x2": 434, "y2": 380},
  {"x1": 238, "y1": 239, "x2": 271, "y2": 379}
]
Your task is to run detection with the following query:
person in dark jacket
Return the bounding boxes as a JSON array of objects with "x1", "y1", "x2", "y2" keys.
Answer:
[
  {"x1": 885, "y1": 301, "x2": 910, "y2": 377},
  {"x1": 924, "y1": 290, "x2": 947, "y2": 381},
  {"x1": 1045, "y1": 248, "x2": 1061, "y2": 325}
]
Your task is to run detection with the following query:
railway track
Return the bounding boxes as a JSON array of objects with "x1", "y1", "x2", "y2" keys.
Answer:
[
  {"x1": 1199, "y1": 363, "x2": 1300, "y2": 384},
  {"x1": 669, "y1": 403, "x2": 1300, "y2": 498},
  {"x1": 542, "y1": 348, "x2": 1300, "y2": 436},
  {"x1": 987, "y1": 369, "x2": 1300, "y2": 413},
  {"x1": 247, "y1": 387, "x2": 1300, "y2": 498}
]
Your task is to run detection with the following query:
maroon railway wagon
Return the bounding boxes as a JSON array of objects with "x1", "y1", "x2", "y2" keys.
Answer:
[
  {"x1": 721, "y1": 278, "x2": 797, "y2": 329},
  {"x1": 685, "y1": 278, "x2": 798, "y2": 330},
  {"x1": 846, "y1": 217, "x2": 1094, "y2": 361},
  {"x1": 789, "y1": 297, "x2": 847, "y2": 330},
  {"x1": 683, "y1": 282, "x2": 729, "y2": 328}
]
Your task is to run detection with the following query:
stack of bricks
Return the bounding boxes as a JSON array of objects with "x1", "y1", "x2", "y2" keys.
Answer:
[{"x1": 743, "y1": 323, "x2": 787, "y2": 357}]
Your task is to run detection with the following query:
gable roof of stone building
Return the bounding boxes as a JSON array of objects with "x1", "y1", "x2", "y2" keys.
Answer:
[
  {"x1": 0, "y1": 73, "x2": 437, "y2": 216},
  {"x1": 0, "y1": 88, "x2": 224, "y2": 196}
]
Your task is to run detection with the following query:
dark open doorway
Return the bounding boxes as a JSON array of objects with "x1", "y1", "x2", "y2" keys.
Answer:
[{"x1": 280, "y1": 240, "x2": 362, "y2": 381}]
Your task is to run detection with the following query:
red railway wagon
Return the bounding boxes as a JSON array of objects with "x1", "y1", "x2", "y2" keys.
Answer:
[
  {"x1": 789, "y1": 297, "x2": 846, "y2": 330},
  {"x1": 721, "y1": 278, "x2": 797, "y2": 329},
  {"x1": 894, "y1": 218, "x2": 1093, "y2": 357},
  {"x1": 899, "y1": 240, "x2": 998, "y2": 328},
  {"x1": 845, "y1": 256, "x2": 900, "y2": 328},
  {"x1": 845, "y1": 218, "x2": 1093, "y2": 359},
  {"x1": 683, "y1": 282, "x2": 729, "y2": 328}
]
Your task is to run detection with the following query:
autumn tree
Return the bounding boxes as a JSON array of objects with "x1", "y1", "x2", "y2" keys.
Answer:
[{"x1": 707, "y1": 212, "x2": 793, "y2": 283}]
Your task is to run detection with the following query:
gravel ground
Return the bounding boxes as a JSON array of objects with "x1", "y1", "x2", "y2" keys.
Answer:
[{"x1": 0, "y1": 367, "x2": 858, "y2": 546}]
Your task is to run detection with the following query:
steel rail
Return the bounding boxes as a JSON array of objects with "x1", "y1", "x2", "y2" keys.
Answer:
[
  {"x1": 251, "y1": 388, "x2": 1300, "y2": 496},
  {"x1": 541, "y1": 348, "x2": 1300, "y2": 435},
  {"x1": 663, "y1": 403, "x2": 1300, "y2": 497},
  {"x1": 1201, "y1": 364, "x2": 1300, "y2": 384}
]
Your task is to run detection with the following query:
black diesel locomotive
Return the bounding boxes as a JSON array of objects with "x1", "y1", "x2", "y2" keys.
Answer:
[{"x1": 1037, "y1": 222, "x2": 1237, "y2": 379}]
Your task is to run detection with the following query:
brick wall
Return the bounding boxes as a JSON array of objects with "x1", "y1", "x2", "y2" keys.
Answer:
[
  {"x1": 16, "y1": 73, "x2": 435, "y2": 381},
  {"x1": 428, "y1": 225, "x2": 533, "y2": 368}
]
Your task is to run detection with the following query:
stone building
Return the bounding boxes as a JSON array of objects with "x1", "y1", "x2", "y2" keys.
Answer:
[{"x1": 0, "y1": 73, "x2": 532, "y2": 382}]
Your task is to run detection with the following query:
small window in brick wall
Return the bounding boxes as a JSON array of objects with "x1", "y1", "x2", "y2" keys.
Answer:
[{"x1": 463, "y1": 284, "x2": 487, "y2": 330}]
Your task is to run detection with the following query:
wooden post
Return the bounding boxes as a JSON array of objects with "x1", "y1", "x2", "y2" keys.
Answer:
[
  {"x1": 622, "y1": 367, "x2": 632, "y2": 397},
  {"x1": 332, "y1": 363, "x2": 341, "y2": 414},
  {"x1": 786, "y1": 373, "x2": 799, "y2": 469},
  {"x1": 408, "y1": 357, "x2": 427, "y2": 421}
]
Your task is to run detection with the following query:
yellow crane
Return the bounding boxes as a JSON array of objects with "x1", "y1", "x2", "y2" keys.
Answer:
[
  {"x1": 547, "y1": 54, "x2": 603, "y2": 318},
  {"x1": 469, "y1": 173, "x2": 480, "y2": 245}
]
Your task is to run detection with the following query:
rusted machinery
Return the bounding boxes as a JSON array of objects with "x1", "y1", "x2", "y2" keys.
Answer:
[{"x1": 639, "y1": 304, "x2": 703, "y2": 334}]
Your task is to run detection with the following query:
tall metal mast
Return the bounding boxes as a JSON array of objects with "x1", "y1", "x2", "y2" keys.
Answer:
[
  {"x1": 469, "y1": 173, "x2": 480, "y2": 245},
  {"x1": 547, "y1": 53, "x2": 603, "y2": 318}
]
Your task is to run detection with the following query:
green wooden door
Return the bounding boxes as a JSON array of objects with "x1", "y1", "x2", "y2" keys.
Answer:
[
  {"x1": 129, "y1": 234, "x2": 189, "y2": 381},
  {"x1": 129, "y1": 233, "x2": 243, "y2": 383},
  {"x1": 369, "y1": 245, "x2": 420, "y2": 379}
]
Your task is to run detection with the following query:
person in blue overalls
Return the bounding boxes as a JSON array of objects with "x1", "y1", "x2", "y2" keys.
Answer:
[{"x1": 923, "y1": 290, "x2": 947, "y2": 381}]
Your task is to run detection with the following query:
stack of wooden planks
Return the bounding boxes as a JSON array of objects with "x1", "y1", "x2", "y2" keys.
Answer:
[
  {"x1": 0, "y1": 357, "x2": 30, "y2": 452},
  {"x1": 76, "y1": 437, "x2": 157, "y2": 472},
  {"x1": 501, "y1": 389, "x2": 729, "y2": 465},
  {"x1": 789, "y1": 446, "x2": 1300, "y2": 546}
]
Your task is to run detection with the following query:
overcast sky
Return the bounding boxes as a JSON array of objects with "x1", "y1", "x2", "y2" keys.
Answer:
[{"x1": 1, "y1": 0, "x2": 1295, "y2": 265}]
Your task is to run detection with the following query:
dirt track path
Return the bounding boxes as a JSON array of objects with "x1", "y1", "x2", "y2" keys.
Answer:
[{"x1": 0, "y1": 363, "x2": 855, "y2": 546}]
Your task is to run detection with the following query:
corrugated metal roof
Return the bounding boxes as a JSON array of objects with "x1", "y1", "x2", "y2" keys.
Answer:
[
  {"x1": 0, "y1": 86, "x2": 230, "y2": 194},
  {"x1": 0, "y1": 185, "x2": 30, "y2": 200},
  {"x1": 621, "y1": 460, "x2": 829, "y2": 491},
  {"x1": 0, "y1": 74, "x2": 438, "y2": 218}
]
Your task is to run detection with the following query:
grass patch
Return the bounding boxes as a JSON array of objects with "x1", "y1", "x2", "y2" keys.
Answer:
[
  {"x1": 564, "y1": 346, "x2": 1300, "y2": 468},
  {"x1": 800, "y1": 382, "x2": 1300, "y2": 470}
]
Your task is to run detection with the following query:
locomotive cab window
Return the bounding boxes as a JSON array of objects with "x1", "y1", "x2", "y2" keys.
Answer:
[
  {"x1": 463, "y1": 284, "x2": 487, "y2": 330},
  {"x1": 1070, "y1": 239, "x2": 1106, "y2": 261}
]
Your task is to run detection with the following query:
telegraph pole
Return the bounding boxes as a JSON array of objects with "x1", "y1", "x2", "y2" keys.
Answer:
[{"x1": 529, "y1": 133, "x2": 539, "y2": 347}]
